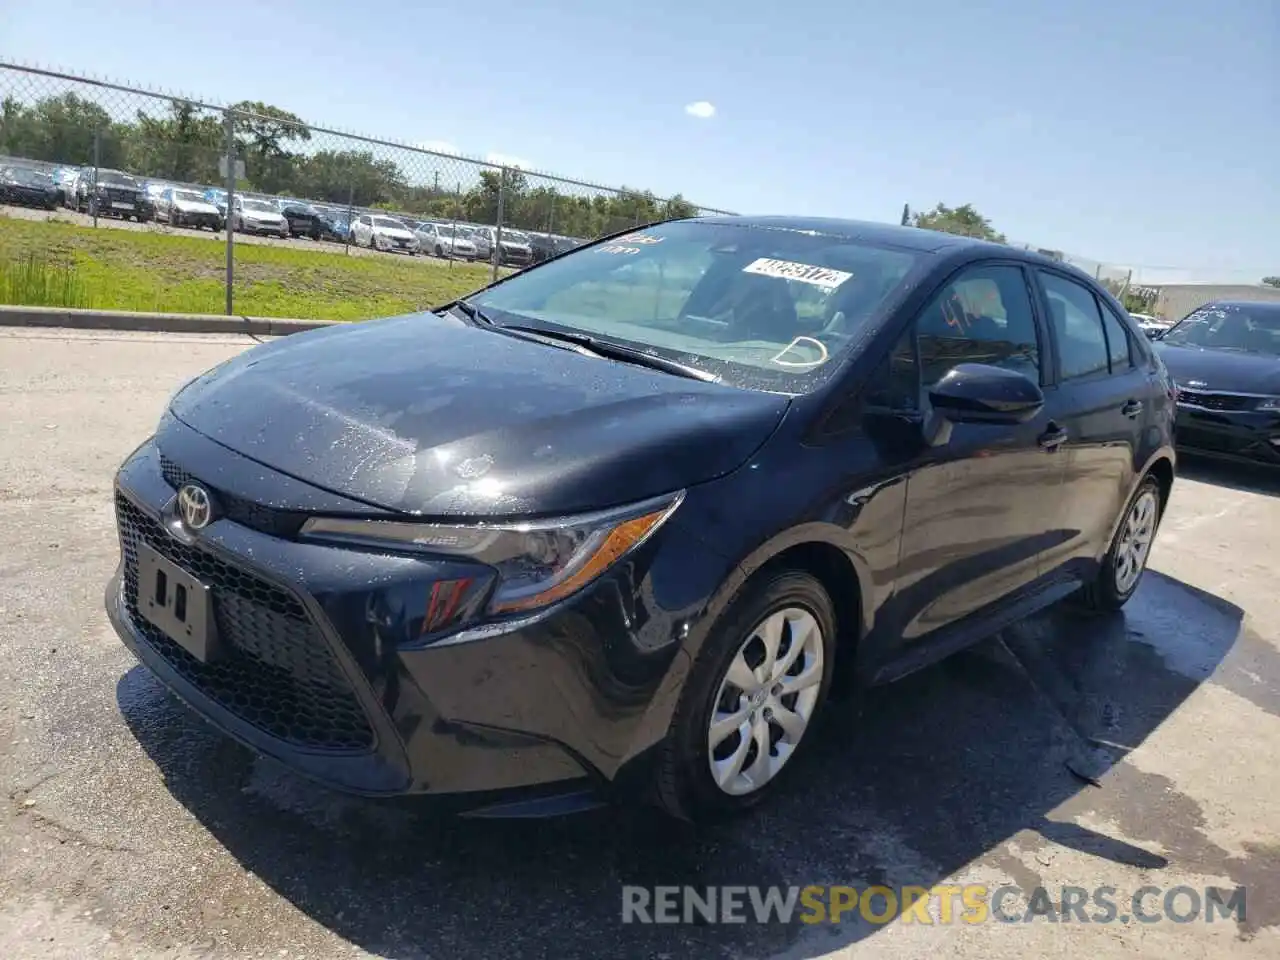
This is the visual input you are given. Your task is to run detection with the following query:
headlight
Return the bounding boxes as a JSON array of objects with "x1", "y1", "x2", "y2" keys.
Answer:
[
  {"x1": 300, "y1": 491, "x2": 684, "y2": 615},
  {"x1": 1257, "y1": 397, "x2": 1280, "y2": 412}
]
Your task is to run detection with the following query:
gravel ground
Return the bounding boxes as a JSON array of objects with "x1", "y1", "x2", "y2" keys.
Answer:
[{"x1": 0, "y1": 327, "x2": 1277, "y2": 959}]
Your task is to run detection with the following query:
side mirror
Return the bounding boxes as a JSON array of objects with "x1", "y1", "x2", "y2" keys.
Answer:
[{"x1": 922, "y1": 363, "x2": 1044, "y2": 447}]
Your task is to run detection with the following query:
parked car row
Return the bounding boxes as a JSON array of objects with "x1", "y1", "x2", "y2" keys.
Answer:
[{"x1": 3, "y1": 156, "x2": 588, "y2": 262}]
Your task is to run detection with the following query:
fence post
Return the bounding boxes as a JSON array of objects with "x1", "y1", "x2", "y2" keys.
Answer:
[
  {"x1": 448, "y1": 182, "x2": 462, "y2": 271},
  {"x1": 344, "y1": 183, "x2": 354, "y2": 256},
  {"x1": 492, "y1": 167, "x2": 505, "y2": 282},
  {"x1": 223, "y1": 109, "x2": 236, "y2": 316},
  {"x1": 91, "y1": 128, "x2": 100, "y2": 228}
]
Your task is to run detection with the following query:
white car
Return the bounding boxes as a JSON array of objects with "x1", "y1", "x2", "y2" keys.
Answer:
[
  {"x1": 231, "y1": 197, "x2": 289, "y2": 237},
  {"x1": 351, "y1": 214, "x2": 419, "y2": 254},
  {"x1": 1130, "y1": 312, "x2": 1174, "y2": 339},
  {"x1": 415, "y1": 222, "x2": 477, "y2": 260},
  {"x1": 162, "y1": 187, "x2": 223, "y2": 231}
]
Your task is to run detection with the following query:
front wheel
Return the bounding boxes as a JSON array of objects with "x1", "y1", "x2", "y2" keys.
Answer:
[
  {"x1": 655, "y1": 569, "x2": 836, "y2": 823},
  {"x1": 1075, "y1": 475, "x2": 1162, "y2": 613}
]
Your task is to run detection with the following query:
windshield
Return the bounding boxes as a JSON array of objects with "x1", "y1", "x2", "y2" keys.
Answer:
[
  {"x1": 6, "y1": 167, "x2": 49, "y2": 185},
  {"x1": 502, "y1": 230, "x2": 531, "y2": 243},
  {"x1": 468, "y1": 220, "x2": 926, "y2": 393},
  {"x1": 373, "y1": 217, "x2": 406, "y2": 230},
  {"x1": 174, "y1": 190, "x2": 205, "y2": 203},
  {"x1": 98, "y1": 171, "x2": 137, "y2": 187},
  {"x1": 1163, "y1": 303, "x2": 1280, "y2": 355},
  {"x1": 242, "y1": 199, "x2": 275, "y2": 212}
]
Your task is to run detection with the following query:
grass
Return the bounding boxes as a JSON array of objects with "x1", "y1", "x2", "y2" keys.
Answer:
[{"x1": 0, "y1": 216, "x2": 497, "y2": 320}]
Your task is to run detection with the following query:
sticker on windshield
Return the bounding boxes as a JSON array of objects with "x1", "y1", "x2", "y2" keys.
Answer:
[
  {"x1": 742, "y1": 258, "x2": 852, "y2": 290},
  {"x1": 613, "y1": 232, "x2": 664, "y2": 245}
]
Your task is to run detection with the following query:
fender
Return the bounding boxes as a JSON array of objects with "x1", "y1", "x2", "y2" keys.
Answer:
[{"x1": 1100, "y1": 445, "x2": 1177, "y2": 555}]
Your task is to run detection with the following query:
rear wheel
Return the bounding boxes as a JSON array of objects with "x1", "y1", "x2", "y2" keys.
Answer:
[
  {"x1": 1076, "y1": 475, "x2": 1162, "y2": 612},
  {"x1": 655, "y1": 569, "x2": 836, "y2": 823}
]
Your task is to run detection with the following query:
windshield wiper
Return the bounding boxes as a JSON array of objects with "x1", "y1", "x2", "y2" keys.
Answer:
[
  {"x1": 500, "y1": 324, "x2": 720, "y2": 383},
  {"x1": 443, "y1": 300, "x2": 497, "y2": 326}
]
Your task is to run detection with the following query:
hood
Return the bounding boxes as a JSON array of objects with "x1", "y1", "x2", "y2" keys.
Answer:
[
  {"x1": 175, "y1": 198, "x2": 219, "y2": 213},
  {"x1": 1156, "y1": 343, "x2": 1280, "y2": 394},
  {"x1": 169, "y1": 312, "x2": 789, "y2": 517},
  {"x1": 375, "y1": 226, "x2": 415, "y2": 239},
  {"x1": 244, "y1": 209, "x2": 284, "y2": 221},
  {"x1": 500, "y1": 239, "x2": 531, "y2": 250}
]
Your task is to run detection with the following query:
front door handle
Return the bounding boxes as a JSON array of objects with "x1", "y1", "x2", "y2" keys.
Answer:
[
  {"x1": 1038, "y1": 423, "x2": 1069, "y2": 451},
  {"x1": 1122, "y1": 399, "x2": 1144, "y2": 419}
]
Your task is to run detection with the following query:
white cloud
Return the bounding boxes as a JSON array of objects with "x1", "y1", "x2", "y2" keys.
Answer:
[
  {"x1": 684, "y1": 101, "x2": 716, "y2": 119},
  {"x1": 485, "y1": 151, "x2": 532, "y2": 169},
  {"x1": 415, "y1": 140, "x2": 463, "y2": 156}
]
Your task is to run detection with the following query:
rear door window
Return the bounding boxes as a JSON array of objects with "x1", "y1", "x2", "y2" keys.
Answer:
[{"x1": 1040, "y1": 272, "x2": 1110, "y2": 380}]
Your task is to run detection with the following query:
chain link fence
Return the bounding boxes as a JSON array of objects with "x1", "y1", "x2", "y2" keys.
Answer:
[{"x1": 0, "y1": 61, "x2": 736, "y2": 318}]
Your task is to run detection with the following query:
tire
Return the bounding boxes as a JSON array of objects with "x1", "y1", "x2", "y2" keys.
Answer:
[
  {"x1": 655, "y1": 569, "x2": 837, "y2": 823},
  {"x1": 1075, "y1": 475, "x2": 1162, "y2": 613}
]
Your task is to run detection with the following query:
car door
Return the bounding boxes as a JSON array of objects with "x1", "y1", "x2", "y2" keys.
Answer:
[
  {"x1": 1034, "y1": 270, "x2": 1145, "y2": 574},
  {"x1": 882, "y1": 262, "x2": 1067, "y2": 642}
]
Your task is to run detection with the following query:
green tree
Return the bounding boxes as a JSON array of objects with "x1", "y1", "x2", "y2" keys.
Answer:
[
  {"x1": 1122, "y1": 287, "x2": 1159, "y2": 314},
  {"x1": 911, "y1": 203, "x2": 1006, "y2": 242},
  {"x1": 0, "y1": 93, "x2": 124, "y2": 167},
  {"x1": 291, "y1": 149, "x2": 406, "y2": 206},
  {"x1": 126, "y1": 100, "x2": 223, "y2": 183},
  {"x1": 1262, "y1": 276, "x2": 1280, "y2": 288},
  {"x1": 229, "y1": 101, "x2": 309, "y2": 194}
]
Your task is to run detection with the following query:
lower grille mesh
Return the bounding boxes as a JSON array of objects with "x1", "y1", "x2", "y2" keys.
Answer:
[{"x1": 116, "y1": 494, "x2": 374, "y2": 752}]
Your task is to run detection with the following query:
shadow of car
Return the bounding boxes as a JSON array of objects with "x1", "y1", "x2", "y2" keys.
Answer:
[{"x1": 117, "y1": 570, "x2": 1271, "y2": 957}]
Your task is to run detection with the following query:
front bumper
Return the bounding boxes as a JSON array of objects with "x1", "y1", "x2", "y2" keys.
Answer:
[
  {"x1": 241, "y1": 220, "x2": 288, "y2": 235},
  {"x1": 1174, "y1": 404, "x2": 1280, "y2": 467},
  {"x1": 105, "y1": 430, "x2": 699, "y2": 808},
  {"x1": 175, "y1": 210, "x2": 221, "y2": 228}
]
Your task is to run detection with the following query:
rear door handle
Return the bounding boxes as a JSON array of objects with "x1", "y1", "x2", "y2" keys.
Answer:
[
  {"x1": 1122, "y1": 399, "x2": 1144, "y2": 418},
  {"x1": 1038, "y1": 423, "x2": 1069, "y2": 451}
]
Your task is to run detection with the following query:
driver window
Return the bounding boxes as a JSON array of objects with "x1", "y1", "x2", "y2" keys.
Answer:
[{"x1": 917, "y1": 264, "x2": 1041, "y2": 388}]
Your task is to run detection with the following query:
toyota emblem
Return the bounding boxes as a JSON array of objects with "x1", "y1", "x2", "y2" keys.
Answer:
[{"x1": 177, "y1": 484, "x2": 214, "y2": 530}]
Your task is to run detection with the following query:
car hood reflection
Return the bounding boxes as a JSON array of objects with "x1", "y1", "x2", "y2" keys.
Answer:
[{"x1": 169, "y1": 312, "x2": 790, "y2": 517}]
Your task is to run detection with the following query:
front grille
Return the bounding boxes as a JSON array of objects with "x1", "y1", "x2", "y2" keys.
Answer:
[
  {"x1": 1177, "y1": 390, "x2": 1251, "y2": 412},
  {"x1": 116, "y1": 494, "x2": 375, "y2": 752},
  {"x1": 159, "y1": 454, "x2": 306, "y2": 537}
]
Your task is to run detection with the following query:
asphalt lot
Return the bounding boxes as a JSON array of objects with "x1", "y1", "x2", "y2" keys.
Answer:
[
  {"x1": 1, "y1": 327, "x2": 1278, "y2": 959},
  {"x1": 0, "y1": 203, "x2": 485, "y2": 266}
]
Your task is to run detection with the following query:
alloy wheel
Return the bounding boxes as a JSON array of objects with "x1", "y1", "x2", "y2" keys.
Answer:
[
  {"x1": 707, "y1": 606, "x2": 824, "y2": 796},
  {"x1": 1114, "y1": 489, "x2": 1158, "y2": 594}
]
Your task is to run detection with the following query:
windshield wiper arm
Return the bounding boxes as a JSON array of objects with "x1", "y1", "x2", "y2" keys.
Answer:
[
  {"x1": 443, "y1": 300, "x2": 496, "y2": 326},
  {"x1": 501, "y1": 325, "x2": 720, "y2": 383}
]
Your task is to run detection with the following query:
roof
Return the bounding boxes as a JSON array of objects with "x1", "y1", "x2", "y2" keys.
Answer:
[{"x1": 693, "y1": 215, "x2": 1074, "y2": 269}]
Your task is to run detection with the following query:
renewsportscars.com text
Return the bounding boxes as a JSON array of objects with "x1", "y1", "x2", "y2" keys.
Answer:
[{"x1": 621, "y1": 884, "x2": 1246, "y2": 925}]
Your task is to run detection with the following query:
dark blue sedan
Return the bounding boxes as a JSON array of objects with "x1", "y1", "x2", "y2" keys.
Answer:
[{"x1": 106, "y1": 216, "x2": 1177, "y2": 821}]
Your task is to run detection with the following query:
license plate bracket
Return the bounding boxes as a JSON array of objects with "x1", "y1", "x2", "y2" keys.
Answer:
[{"x1": 136, "y1": 543, "x2": 219, "y2": 662}]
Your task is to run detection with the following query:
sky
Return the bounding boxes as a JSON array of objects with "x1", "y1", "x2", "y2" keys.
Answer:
[{"x1": 1, "y1": 0, "x2": 1276, "y2": 283}]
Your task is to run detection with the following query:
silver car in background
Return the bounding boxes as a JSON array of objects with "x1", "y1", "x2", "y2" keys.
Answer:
[
  {"x1": 416, "y1": 222, "x2": 478, "y2": 260},
  {"x1": 468, "y1": 225, "x2": 534, "y2": 266},
  {"x1": 162, "y1": 187, "x2": 223, "y2": 230},
  {"x1": 231, "y1": 197, "x2": 289, "y2": 237}
]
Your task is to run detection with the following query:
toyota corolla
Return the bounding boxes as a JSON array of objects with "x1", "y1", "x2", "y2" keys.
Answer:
[{"x1": 106, "y1": 217, "x2": 1176, "y2": 821}]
